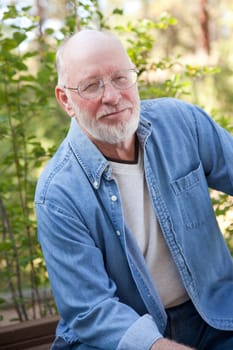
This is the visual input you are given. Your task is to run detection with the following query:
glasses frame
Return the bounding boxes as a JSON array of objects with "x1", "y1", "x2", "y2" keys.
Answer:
[{"x1": 63, "y1": 68, "x2": 139, "y2": 100}]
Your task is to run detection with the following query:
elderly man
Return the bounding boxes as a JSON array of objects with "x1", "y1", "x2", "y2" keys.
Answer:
[{"x1": 35, "y1": 30, "x2": 233, "y2": 349}]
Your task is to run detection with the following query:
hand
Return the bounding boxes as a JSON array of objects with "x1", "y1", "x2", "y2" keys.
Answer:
[{"x1": 151, "y1": 338, "x2": 196, "y2": 350}]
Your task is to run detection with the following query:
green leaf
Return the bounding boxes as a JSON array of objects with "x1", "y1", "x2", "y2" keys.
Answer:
[
  {"x1": 2, "y1": 5, "x2": 18, "y2": 20},
  {"x1": 13, "y1": 31, "x2": 27, "y2": 46},
  {"x1": 112, "y1": 8, "x2": 124, "y2": 15},
  {"x1": 44, "y1": 28, "x2": 54, "y2": 35}
]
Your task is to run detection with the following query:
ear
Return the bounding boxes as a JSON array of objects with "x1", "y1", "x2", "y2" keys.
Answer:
[{"x1": 55, "y1": 86, "x2": 75, "y2": 118}]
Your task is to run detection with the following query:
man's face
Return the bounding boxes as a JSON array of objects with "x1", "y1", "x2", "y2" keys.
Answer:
[{"x1": 63, "y1": 35, "x2": 140, "y2": 145}]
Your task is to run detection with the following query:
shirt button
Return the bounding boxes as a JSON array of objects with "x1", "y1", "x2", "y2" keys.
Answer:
[
  {"x1": 116, "y1": 230, "x2": 121, "y2": 236},
  {"x1": 93, "y1": 181, "x2": 98, "y2": 189},
  {"x1": 111, "y1": 195, "x2": 117, "y2": 202}
]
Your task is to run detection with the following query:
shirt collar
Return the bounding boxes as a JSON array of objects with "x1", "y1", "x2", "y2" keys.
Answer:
[{"x1": 67, "y1": 114, "x2": 151, "y2": 189}]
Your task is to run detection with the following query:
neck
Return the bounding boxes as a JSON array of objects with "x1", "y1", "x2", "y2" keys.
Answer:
[{"x1": 93, "y1": 135, "x2": 138, "y2": 162}]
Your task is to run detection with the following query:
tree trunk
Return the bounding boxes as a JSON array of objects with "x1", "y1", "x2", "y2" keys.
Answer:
[{"x1": 198, "y1": 0, "x2": 210, "y2": 55}]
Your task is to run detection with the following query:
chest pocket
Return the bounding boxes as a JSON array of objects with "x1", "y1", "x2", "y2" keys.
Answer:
[{"x1": 170, "y1": 163, "x2": 214, "y2": 229}]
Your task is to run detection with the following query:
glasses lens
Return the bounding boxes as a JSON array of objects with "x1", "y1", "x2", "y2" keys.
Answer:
[
  {"x1": 112, "y1": 70, "x2": 138, "y2": 90},
  {"x1": 79, "y1": 78, "x2": 102, "y2": 99}
]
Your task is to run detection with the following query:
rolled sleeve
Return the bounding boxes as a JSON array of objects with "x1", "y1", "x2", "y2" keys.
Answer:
[{"x1": 117, "y1": 314, "x2": 163, "y2": 350}]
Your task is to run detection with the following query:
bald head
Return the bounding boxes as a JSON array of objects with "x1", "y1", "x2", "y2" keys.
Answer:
[{"x1": 56, "y1": 30, "x2": 132, "y2": 86}]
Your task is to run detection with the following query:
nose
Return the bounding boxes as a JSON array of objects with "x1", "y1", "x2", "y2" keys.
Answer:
[{"x1": 101, "y1": 81, "x2": 121, "y2": 105}]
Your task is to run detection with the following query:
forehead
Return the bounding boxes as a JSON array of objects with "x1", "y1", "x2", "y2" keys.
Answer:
[{"x1": 63, "y1": 33, "x2": 131, "y2": 79}]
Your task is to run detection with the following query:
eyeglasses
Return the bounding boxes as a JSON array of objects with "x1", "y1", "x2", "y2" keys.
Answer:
[{"x1": 63, "y1": 68, "x2": 138, "y2": 100}]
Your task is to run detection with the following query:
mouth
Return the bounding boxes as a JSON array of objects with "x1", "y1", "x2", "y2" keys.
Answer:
[{"x1": 98, "y1": 107, "x2": 130, "y2": 120}]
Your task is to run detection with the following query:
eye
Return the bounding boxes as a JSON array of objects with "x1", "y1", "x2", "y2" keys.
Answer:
[
  {"x1": 113, "y1": 74, "x2": 128, "y2": 86},
  {"x1": 80, "y1": 79, "x2": 101, "y2": 93}
]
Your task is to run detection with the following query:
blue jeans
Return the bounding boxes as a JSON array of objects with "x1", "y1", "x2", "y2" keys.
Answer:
[
  {"x1": 51, "y1": 300, "x2": 233, "y2": 349},
  {"x1": 164, "y1": 299, "x2": 233, "y2": 350}
]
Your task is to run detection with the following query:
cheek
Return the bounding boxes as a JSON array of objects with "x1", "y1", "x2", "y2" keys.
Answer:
[
  {"x1": 133, "y1": 85, "x2": 140, "y2": 100},
  {"x1": 79, "y1": 99, "x2": 99, "y2": 117},
  {"x1": 125, "y1": 86, "x2": 140, "y2": 103}
]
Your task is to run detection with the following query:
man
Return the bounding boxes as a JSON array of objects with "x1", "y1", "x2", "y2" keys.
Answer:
[{"x1": 35, "y1": 30, "x2": 233, "y2": 349}]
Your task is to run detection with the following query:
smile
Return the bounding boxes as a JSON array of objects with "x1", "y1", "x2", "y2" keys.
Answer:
[{"x1": 99, "y1": 108, "x2": 130, "y2": 119}]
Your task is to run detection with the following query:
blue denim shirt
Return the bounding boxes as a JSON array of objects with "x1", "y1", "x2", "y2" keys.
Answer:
[{"x1": 35, "y1": 98, "x2": 233, "y2": 350}]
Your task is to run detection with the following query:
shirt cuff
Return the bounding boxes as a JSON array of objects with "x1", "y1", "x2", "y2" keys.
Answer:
[{"x1": 117, "y1": 314, "x2": 163, "y2": 350}]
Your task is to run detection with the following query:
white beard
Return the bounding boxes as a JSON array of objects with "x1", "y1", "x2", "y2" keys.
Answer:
[{"x1": 69, "y1": 97, "x2": 140, "y2": 144}]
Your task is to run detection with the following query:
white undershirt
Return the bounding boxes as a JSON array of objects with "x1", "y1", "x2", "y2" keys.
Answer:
[{"x1": 110, "y1": 148, "x2": 188, "y2": 308}]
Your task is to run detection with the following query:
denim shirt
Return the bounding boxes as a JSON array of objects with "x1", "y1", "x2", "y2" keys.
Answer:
[{"x1": 35, "y1": 98, "x2": 233, "y2": 350}]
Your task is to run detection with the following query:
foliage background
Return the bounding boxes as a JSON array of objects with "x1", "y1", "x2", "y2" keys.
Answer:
[{"x1": 0, "y1": 0, "x2": 232, "y2": 324}]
